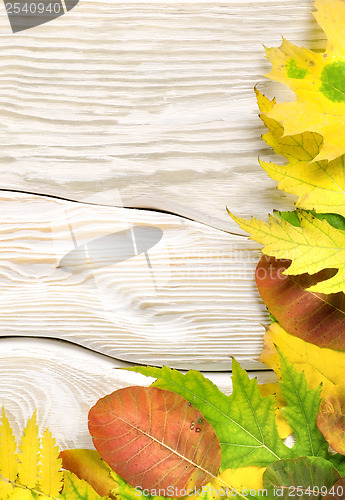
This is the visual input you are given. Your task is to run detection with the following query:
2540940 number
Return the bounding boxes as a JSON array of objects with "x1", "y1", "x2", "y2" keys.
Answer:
[
  {"x1": 287, "y1": 485, "x2": 344, "y2": 497},
  {"x1": 5, "y1": 2, "x2": 62, "y2": 14}
]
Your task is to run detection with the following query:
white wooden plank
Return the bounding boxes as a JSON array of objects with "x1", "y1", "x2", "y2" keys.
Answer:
[
  {"x1": 0, "y1": 191, "x2": 268, "y2": 370},
  {"x1": 0, "y1": 338, "x2": 277, "y2": 449},
  {"x1": 0, "y1": 0, "x2": 323, "y2": 232}
]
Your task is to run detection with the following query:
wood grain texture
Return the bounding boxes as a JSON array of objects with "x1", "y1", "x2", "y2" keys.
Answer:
[
  {"x1": 0, "y1": 338, "x2": 277, "y2": 450},
  {"x1": 0, "y1": 0, "x2": 324, "y2": 232},
  {"x1": 0, "y1": 191, "x2": 268, "y2": 370}
]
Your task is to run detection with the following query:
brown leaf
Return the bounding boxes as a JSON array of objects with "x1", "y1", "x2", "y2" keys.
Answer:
[
  {"x1": 255, "y1": 255, "x2": 345, "y2": 350},
  {"x1": 324, "y1": 477, "x2": 345, "y2": 500},
  {"x1": 88, "y1": 386, "x2": 221, "y2": 498},
  {"x1": 317, "y1": 385, "x2": 345, "y2": 455}
]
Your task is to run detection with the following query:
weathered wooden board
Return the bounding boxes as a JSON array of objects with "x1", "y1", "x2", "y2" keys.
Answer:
[
  {"x1": 0, "y1": 191, "x2": 268, "y2": 370},
  {"x1": 0, "y1": 0, "x2": 324, "y2": 232},
  {"x1": 0, "y1": 338, "x2": 277, "y2": 449},
  {"x1": 0, "y1": 0, "x2": 322, "y2": 443}
]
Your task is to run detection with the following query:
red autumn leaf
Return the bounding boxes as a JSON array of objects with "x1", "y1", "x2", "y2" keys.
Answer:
[
  {"x1": 317, "y1": 385, "x2": 345, "y2": 456},
  {"x1": 255, "y1": 255, "x2": 345, "y2": 350},
  {"x1": 88, "y1": 386, "x2": 221, "y2": 498}
]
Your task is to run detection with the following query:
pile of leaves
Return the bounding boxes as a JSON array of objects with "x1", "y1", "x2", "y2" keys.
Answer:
[{"x1": 3, "y1": 0, "x2": 345, "y2": 498}]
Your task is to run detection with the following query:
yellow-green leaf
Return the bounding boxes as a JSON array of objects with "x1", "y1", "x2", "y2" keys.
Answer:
[
  {"x1": 264, "y1": 0, "x2": 345, "y2": 162},
  {"x1": 258, "y1": 383, "x2": 292, "y2": 440},
  {"x1": 17, "y1": 412, "x2": 40, "y2": 490},
  {"x1": 59, "y1": 449, "x2": 117, "y2": 497},
  {"x1": 256, "y1": 89, "x2": 345, "y2": 218},
  {"x1": 230, "y1": 209, "x2": 345, "y2": 294},
  {"x1": 60, "y1": 471, "x2": 101, "y2": 500},
  {"x1": 259, "y1": 322, "x2": 345, "y2": 397},
  {"x1": 38, "y1": 429, "x2": 63, "y2": 497},
  {"x1": 0, "y1": 407, "x2": 18, "y2": 483}
]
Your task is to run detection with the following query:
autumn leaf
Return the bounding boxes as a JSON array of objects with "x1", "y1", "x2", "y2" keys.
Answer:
[
  {"x1": 259, "y1": 322, "x2": 345, "y2": 397},
  {"x1": 127, "y1": 357, "x2": 330, "y2": 470},
  {"x1": 60, "y1": 449, "x2": 117, "y2": 497},
  {"x1": 39, "y1": 428, "x2": 63, "y2": 497},
  {"x1": 214, "y1": 467, "x2": 266, "y2": 492},
  {"x1": 258, "y1": 383, "x2": 292, "y2": 440},
  {"x1": 264, "y1": 0, "x2": 345, "y2": 162},
  {"x1": 263, "y1": 457, "x2": 340, "y2": 499},
  {"x1": 317, "y1": 385, "x2": 345, "y2": 455},
  {"x1": 324, "y1": 477, "x2": 345, "y2": 500},
  {"x1": 88, "y1": 386, "x2": 221, "y2": 498},
  {"x1": 126, "y1": 362, "x2": 293, "y2": 470},
  {"x1": 17, "y1": 411, "x2": 40, "y2": 490},
  {"x1": 0, "y1": 408, "x2": 101, "y2": 500},
  {"x1": 255, "y1": 255, "x2": 345, "y2": 350},
  {"x1": 230, "y1": 209, "x2": 345, "y2": 294},
  {"x1": 256, "y1": 89, "x2": 345, "y2": 218},
  {"x1": 277, "y1": 352, "x2": 328, "y2": 458},
  {"x1": 59, "y1": 471, "x2": 101, "y2": 500},
  {"x1": 0, "y1": 407, "x2": 18, "y2": 485}
]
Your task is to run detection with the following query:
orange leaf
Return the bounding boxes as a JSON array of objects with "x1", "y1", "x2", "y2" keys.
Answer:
[
  {"x1": 317, "y1": 385, "x2": 345, "y2": 455},
  {"x1": 60, "y1": 449, "x2": 117, "y2": 497},
  {"x1": 88, "y1": 386, "x2": 221, "y2": 498}
]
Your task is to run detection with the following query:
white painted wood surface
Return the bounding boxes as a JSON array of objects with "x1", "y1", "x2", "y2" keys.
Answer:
[
  {"x1": 0, "y1": 191, "x2": 266, "y2": 370},
  {"x1": 0, "y1": 338, "x2": 277, "y2": 449},
  {"x1": 0, "y1": 0, "x2": 319, "y2": 447},
  {"x1": 0, "y1": 0, "x2": 323, "y2": 232}
]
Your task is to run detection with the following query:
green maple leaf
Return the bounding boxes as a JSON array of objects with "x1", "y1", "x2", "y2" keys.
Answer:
[
  {"x1": 256, "y1": 89, "x2": 345, "y2": 218},
  {"x1": 278, "y1": 353, "x2": 328, "y2": 458},
  {"x1": 230, "y1": 209, "x2": 345, "y2": 294},
  {"x1": 125, "y1": 355, "x2": 327, "y2": 470}
]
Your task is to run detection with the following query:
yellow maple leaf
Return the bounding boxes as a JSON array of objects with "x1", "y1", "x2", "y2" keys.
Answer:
[
  {"x1": 0, "y1": 407, "x2": 18, "y2": 484},
  {"x1": 39, "y1": 428, "x2": 63, "y2": 497},
  {"x1": 256, "y1": 89, "x2": 345, "y2": 218},
  {"x1": 259, "y1": 322, "x2": 345, "y2": 397},
  {"x1": 230, "y1": 209, "x2": 345, "y2": 294},
  {"x1": 17, "y1": 412, "x2": 40, "y2": 491},
  {"x1": 264, "y1": 0, "x2": 345, "y2": 162}
]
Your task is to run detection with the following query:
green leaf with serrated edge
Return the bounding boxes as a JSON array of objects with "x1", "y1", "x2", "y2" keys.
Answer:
[
  {"x1": 125, "y1": 362, "x2": 292, "y2": 469},
  {"x1": 263, "y1": 456, "x2": 340, "y2": 500},
  {"x1": 278, "y1": 351, "x2": 329, "y2": 458}
]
